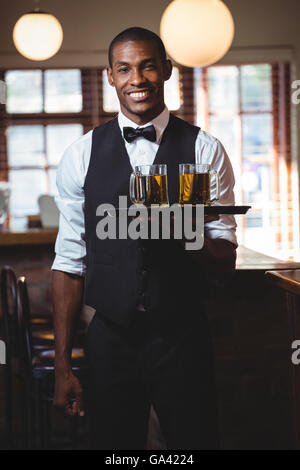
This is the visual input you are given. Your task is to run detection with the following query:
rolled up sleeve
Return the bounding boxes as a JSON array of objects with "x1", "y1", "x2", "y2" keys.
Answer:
[
  {"x1": 52, "y1": 133, "x2": 92, "y2": 276},
  {"x1": 196, "y1": 132, "x2": 238, "y2": 247}
]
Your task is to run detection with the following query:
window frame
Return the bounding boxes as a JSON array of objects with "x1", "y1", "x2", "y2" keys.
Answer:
[{"x1": 195, "y1": 61, "x2": 294, "y2": 259}]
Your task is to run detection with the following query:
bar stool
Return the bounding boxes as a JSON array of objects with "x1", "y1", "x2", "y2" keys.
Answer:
[
  {"x1": 0, "y1": 266, "x2": 18, "y2": 448},
  {"x1": 1, "y1": 265, "x2": 53, "y2": 336},
  {"x1": 16, "y1": 275, "x2": 88, "y2": 449},
  {"x1": 1, "y1": 266, "x2": 84, "y2": 354},
  {"x1": 0, "y1": 265, "x2": 54, "y2": 448},
  {"x1": 265, "y1": 269, "x2": 300, "y2": 449}
]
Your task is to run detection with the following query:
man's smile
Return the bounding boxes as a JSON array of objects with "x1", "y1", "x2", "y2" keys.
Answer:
[{"x1": 127, "y1": 89, "x2": 153, "y2": 102}]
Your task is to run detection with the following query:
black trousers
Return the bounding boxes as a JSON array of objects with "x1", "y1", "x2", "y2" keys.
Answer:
[{"x1": 84, "y1": 309, "x2": 220, "y2": 450}]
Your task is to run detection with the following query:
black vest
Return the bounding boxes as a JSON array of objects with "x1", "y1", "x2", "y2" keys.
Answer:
[{"x1": 83, "y1": 114, "x2": 206, "y2": 328}]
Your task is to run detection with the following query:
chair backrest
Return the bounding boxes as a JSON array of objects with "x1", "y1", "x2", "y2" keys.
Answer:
[
  {"x1": 16, "y1": 276, "x2": 33, "y2": 373},
  {"x1": 0, "y1": 266, "x2": 18, "y2": 359},
  {"x1": 38, "y1": 194, "x2": 59, "y2": 228}
]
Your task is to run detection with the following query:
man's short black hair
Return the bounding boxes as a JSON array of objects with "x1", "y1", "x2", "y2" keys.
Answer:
[{"x1": 108, "y1": 27, "x2": 167, "y2": 67}]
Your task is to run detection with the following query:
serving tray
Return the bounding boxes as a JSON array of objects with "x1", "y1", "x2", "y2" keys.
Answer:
[
  {"x1": 111, "y1": 205, "x2": 251, "y2": 216},
  {"x1": 204, "y1": 205, "x2": 251, "y2": 215}
]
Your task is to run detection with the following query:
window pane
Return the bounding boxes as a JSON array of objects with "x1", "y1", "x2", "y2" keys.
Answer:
[
  {"x1": 165, "y1": 67, "x2": 181, "y2": 111},
  {"x1": 241, "y1": 64, "x2": 272, "y2": 112},
  {"x1": 46, "y1": 124, "x2": 83, "y2": 166},
  {"x1": 7, "y1": 125, "x2": 45, "y2": 167},
  {"x1": 5, "y1": 70, "x2": 43, "y2": 113},
  {"x1": 207, "y1": 66, "x2": 239, "y2": 113},
  {"x1": 48, "y1": 168, "x2": 58, "y2": 196},
  {"x1": 102, "y1": 67, "x2": 181, "y2": 112},
  {"x1": 242, "y1": 161, "x2": 273, "y2": 204},
  {"x1": 44, "y1": 69, "x2": 82, "y2": 113},
  {"x1": 9, "y1": 169, "x2": 47, "y2": 216},
  {"x1": 209, "y1": 115, "x2": 239, "y2": 161},
  {"x1": 242, "y1": 114, "x2": 273, "y2": 159},
  {"x1": 242, "y1": 161, "x2": 276, "y2": 253}
]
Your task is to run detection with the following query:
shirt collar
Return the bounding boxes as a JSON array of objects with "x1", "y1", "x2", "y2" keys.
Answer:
[{"x1": 118, "y1": 107, "x2": 170, "y2": 144}]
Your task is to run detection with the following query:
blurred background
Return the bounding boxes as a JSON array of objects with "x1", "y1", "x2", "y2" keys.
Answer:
[
  {"x1": 0, "y1": 0, "x2": 299, "y2": 260},
  {"x1": 1, "y1": 0, "x2": 300, "y2": 450}
]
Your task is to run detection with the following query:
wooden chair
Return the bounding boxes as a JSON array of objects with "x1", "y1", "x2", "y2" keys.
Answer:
[
  {"x1": 0, "y1": 266, "x2": 18, "y2": 448},
  {"x1": 0, "y1": 265, "x2": 54, "y2": 448},
  {"x1": 16, "y1": 275, "x2": 88, "y2": 449}
]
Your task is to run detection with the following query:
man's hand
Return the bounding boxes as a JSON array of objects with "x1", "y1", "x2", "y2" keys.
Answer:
[
  {"x1": 203, "y1": 214, "x2": 220, "y2": 223},
  {"x1": 52, "y1": 270, "x2": 85, "y2": 417},
  {"x1": 54, "y1": 369, "x2": 84, "y2": 417}
]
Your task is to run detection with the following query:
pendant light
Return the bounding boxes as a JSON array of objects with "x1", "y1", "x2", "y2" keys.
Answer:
[
  {"x1": 13, "y1": 1, "x2": 63, "y2": 61},
  {"x1": 160, "y1": 0, "x2": 234, "y2": 67}
]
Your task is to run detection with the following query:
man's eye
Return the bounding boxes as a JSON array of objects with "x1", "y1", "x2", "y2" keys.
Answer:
[
  {"x1": 119, "y1": 68, "x2": 129, "y2": 73},
  {"x1": 144, "y1": 64, "x2": 155, "y2": 70}
]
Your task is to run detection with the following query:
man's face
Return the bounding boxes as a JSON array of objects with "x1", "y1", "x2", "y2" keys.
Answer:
[{"x1": 107, "y1": 40, "x2": 172, "y2": 125}]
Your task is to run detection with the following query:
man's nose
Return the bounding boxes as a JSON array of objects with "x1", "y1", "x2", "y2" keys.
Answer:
[{"x1": 130, "y1": 69, "x2": 145, "y2": 86}]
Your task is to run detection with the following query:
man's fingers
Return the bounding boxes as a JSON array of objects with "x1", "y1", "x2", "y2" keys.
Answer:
[
  {"x1": 54, "y1": 395, "x2": 82, "y2": 417},
  {"x1": 54, "y1": 395, "x2": 74, "y2": 416},
  {"x1": 75, "y1": 388, "x2": 85, "y2": 416},
  {"x1": 65, "y1": 402, "x2": 76, "y2": 417},
  {"x1": 54, "y1": 396, "x2": 68, "y2": 410},
  {"x1": 71, "y1": 399, "x2": 78, "y2": 416},
  {"x1": 54, "y1": 374, "x2": 84, "y2": 416},
  {"x1": 204, "y1": 215, "x2": 220, "y2": 223}
]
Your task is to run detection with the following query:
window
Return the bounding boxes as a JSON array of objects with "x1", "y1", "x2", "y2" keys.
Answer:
[
  {"x1": 195, "y1": 63, "x2": 297, "y2": 260},
  {"x1": 1, "y1": 69, "x2": 84, "y2": 225},
  {"x1": 5, "y1": 69, "x2": 83, "y2": 113},
  {"x1": 7, "y1": 124, "x2": 83, "y2": 216}
]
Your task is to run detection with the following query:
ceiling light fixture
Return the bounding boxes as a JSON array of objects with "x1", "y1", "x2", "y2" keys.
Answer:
[
  {"x1": 13, "y1": 0, "x2": 63, "y2": 61},
  {"x1": 160, "y1": 0, "x2": 234, "y2": 67}
]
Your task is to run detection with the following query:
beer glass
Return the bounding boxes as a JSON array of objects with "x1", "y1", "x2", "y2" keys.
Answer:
[
  {"x1": 130, "y1": 164, "x2": 169, "y2": 206},
  {"x1": 179, "y1": 163, "x2": 219, "y2": 206}
]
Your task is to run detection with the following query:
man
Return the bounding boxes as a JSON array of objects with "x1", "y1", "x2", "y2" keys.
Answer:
[{"x1": 52, "y1": 27, "x2": 237, "y2": 450}]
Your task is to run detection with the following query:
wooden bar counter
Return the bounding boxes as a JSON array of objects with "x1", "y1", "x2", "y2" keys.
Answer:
[
  {"x1": 1, "y1": 227, "x2": 300, "y2": 448},
  {"x1": 0, "y1": 228, "x2": 57, "y2": 246},
  {"x1": 265, "y1": 269, "x2": 300, "y2": 449}
]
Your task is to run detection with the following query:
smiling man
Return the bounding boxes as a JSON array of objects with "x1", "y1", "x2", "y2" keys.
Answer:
[
  {"x1": 107, "y1": 37, "x2": 172, "y2": 124},
  {"x1": 52, "y1": 27, "x2": 237, "y2": 450}
]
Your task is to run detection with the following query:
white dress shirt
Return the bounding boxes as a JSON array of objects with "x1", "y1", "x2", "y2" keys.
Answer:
[{"x1": 52, "y1": 107, "x2": 237, "y2": 276}]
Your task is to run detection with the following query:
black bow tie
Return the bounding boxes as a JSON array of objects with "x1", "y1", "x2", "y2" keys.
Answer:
[{"x1": 123, "y1": 125, "x2": 156, "y2": 143}]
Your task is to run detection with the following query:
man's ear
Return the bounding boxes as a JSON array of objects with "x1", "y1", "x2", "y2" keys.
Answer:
[
  {"x1": 107, "y1": 67, "x2": 114, "y2": 87},
  {"x1": 164, "y1": 59, "x2": 173, "y2": 81}
]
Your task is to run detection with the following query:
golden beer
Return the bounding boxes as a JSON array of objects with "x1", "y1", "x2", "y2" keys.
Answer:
[
  {"x1": 179, "y1": 172, "x2": 211, "y2": 205},
  {"x1": 136, "y1": 174, "x2": 169, "y2": 206}
]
